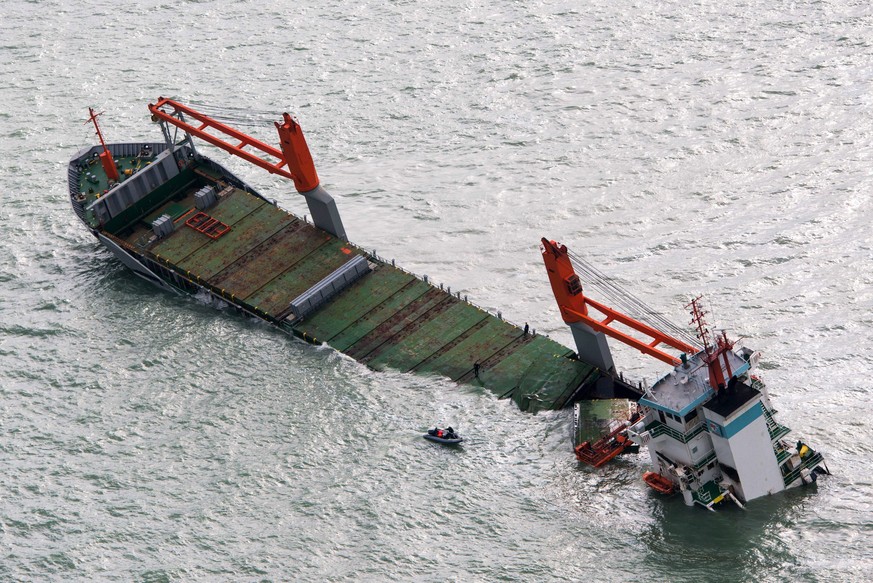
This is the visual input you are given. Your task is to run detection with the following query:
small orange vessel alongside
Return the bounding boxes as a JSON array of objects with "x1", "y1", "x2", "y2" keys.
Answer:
[
  {"x1": 643, "y1": 471, "x2": 676, "y2": 495},
  {"x1": 574, "y1": 422, "x2": 635, "y2": 467}
]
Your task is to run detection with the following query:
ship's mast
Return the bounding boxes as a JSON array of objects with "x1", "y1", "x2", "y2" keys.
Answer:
[
  {"x1": 85, "y1": 108, "x2": 119, "y2": 182},
  {"x1": 687, "y1": 296, "x2": 735, "y2": 392}
]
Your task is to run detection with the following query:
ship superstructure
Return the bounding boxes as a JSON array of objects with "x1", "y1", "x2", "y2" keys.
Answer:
[{"x1": 541, "y1": 239, "x2": 828, "y2": 508}]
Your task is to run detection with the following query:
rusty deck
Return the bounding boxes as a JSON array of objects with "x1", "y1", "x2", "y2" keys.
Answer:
[{"x1": 108, "y1": 161, "x2": 602, "y2": 412}]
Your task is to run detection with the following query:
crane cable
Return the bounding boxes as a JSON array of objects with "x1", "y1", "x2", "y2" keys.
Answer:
[
  {"x1": 184, "y1": 100, "x2": 298, "y2": 128},
  {"x1": 566, "y1": 250, "x2": 700, "y2": 349}
]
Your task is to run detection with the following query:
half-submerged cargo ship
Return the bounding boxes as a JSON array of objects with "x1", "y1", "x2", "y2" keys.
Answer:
[
  {"x1": 69, "y1": 99, "x2": 827, "y2": 508},
  {"x1": 69, "y1": 99, "x2": 638, "y2": 414}
]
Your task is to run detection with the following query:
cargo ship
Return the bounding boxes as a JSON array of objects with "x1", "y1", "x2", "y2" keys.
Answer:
[
  {"x1": 69, "y1": 98, "x2": 827, "y2": 508},
  {"x1": 69, "y1": 99, "x2": 641, "y2": 414}
]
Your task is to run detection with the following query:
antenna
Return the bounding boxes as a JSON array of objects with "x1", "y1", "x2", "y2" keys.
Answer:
[
  {"x1": 687, "y1": 295, "x2": 712, "y2": 354},
  {"x1": 686, "y1": 296, "x2": 735, "y2": 392}
]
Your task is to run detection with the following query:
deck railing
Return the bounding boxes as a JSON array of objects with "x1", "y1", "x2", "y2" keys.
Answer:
[
  {"x1": 646, "y1": 420, "x2": 707, "y2": 444},
  {"x1": 782, "y1": 451, "x2": 825, "y2": 487},
  {"x1": 761, "y1": 405, "x2": 791, "y2": 441}
]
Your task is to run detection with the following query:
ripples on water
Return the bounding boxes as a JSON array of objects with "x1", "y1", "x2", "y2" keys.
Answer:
[{"x1": 1, "y1": 0, "x2": 871, "y2": 580}]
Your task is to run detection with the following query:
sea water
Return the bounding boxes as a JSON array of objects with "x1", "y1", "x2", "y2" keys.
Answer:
[{"x1": 0, "y1": 0, "x2": 871, "y2": 580}]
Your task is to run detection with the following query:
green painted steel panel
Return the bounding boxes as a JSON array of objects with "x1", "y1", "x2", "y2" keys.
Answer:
[
  {"x1": 506, "y1": 353, "x2": 595, "y2": 412},
  {"x1": 364, "y1": 301, "x2": 490, "y2": 372},
  {"x1": 463, "y1": 335, "x2": 596, "y2": 411},
  {"x1": 208, "y1": 189, "x2": 267, "y2": 225},
  {"x1": 211, "y1": 222, "x2": 334, "y2": 299},
  {"x1": 149, "y1": 218, "x2": 212, "y2": 265},
  {"x1": 327, "y1": 280, "x2": 433, "y2": 352},
  {"x1": 244, "y1": 239, "x2": 355, "y2": 317},
  {"x1": 346, "y1": 288, "x2": 451, "y2": 361},
  {"x1": 176, "y1": 203, "x2": 296, "y2": 278},
  {"x1": 407, "y1": 314, "x2": 492, "y2": 374},
  {"x1": 575, "y1": 400, "x2": 629, "y2": 445},
  {"x1": 292, "y1": 267, "x2": 417, "y2": 342},
  {"x1": 468, "y1": 336, "x2": 568, "y2": 401},
  {"x1": 412, "y1": 317, "x2": 525, "y2": 381}
]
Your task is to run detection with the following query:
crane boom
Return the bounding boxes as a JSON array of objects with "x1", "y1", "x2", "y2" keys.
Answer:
[
  {"x1": 147, "y1": 97, "x2": 319, "y2": 193},
  {"x1": 146, "y1": 97, "x2": 345, "y2": 240},
  {"x1": 541, "y1": 238, "x2": 698, "y2": 366}
]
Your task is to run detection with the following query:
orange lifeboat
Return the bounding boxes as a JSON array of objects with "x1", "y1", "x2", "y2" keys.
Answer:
[{"x1": 643, "y1": 471, "x2": 676, "y2": 495}]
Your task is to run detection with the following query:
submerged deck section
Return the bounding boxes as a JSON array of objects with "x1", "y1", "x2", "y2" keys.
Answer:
[{"x1": 104, "y1": 159, "x2": 601, "y2": 412}]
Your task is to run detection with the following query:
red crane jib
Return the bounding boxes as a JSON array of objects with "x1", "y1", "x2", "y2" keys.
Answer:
[
  {"x1": 541, "y1": 238, "x2": 698, "y2": 366},
  {"x1": 147, "y1": 97, "x2": 320, "y2": 193}
]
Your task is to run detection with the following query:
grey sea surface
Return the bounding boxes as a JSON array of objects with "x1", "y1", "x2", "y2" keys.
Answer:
[{"x1": 1, "y1": 0, "x2": 871, "y2": 580}]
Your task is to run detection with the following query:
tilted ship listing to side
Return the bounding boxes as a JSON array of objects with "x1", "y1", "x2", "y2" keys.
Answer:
[{"x1": 68, "y1": 98, "x2": 828, "y2": 509}]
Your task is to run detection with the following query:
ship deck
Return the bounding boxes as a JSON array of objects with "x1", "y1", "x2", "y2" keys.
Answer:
[{"x1": 101, "y1": 158, "x2": 601, "y2": 412}]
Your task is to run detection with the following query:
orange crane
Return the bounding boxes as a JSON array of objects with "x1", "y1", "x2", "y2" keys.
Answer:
[
  {"x1": 147, "y1": 97, "x2": 318, "y2": 191},
  {"x1": 541, "y1": 238, "x2": 698, "y2": 367},
  {"x1": 147, "y1": 97, "x2": 345, "y2": 239},
  {"x1": 542, "y1": 238, "x2": 703, "y2": 467}
]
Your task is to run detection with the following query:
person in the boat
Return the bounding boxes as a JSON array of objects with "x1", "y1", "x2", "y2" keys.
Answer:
[{"x1": 427, "y1": 426, "x2": 458, "y2": 439}]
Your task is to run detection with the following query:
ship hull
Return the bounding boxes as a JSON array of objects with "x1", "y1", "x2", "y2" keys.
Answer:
[
  {"x1": 68, "y1": 140, "x2": 606, "y2": 413},
  {"x1": 95, "y1": 231, "x2": 181, "y2": 294}
]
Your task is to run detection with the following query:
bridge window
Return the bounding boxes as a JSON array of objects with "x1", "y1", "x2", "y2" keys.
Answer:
[{"x1": 683, "y1": 408, "x2": 699, "y2": 424}]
